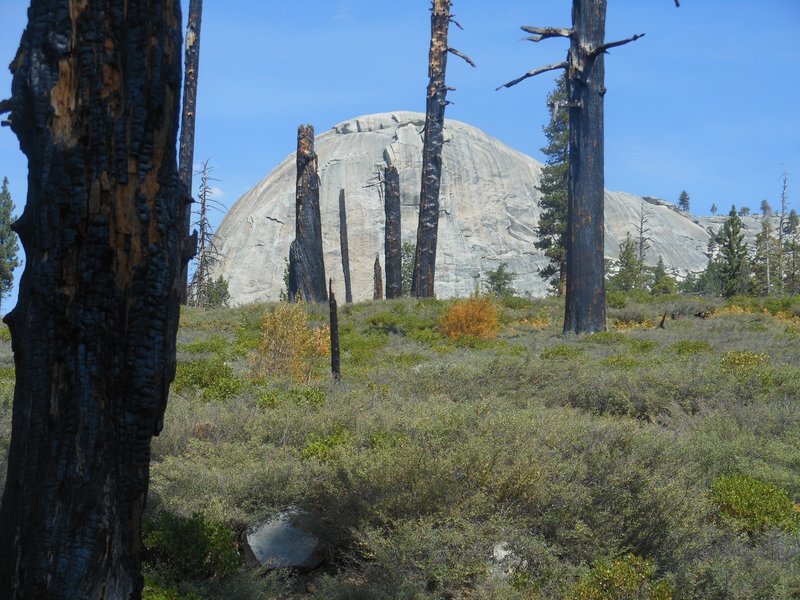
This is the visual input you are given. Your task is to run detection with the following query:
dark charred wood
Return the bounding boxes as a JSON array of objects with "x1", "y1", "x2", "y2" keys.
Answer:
[
  {"x1": 658, "y1": 311, "x2": 667, "y2": 329},
  {"x1": 412, "y1": 0, "x2": 453, "y2": 298},
  {"x1": 329, "y1": 279, "x2": 341, "y2": 381},
  {"x1": 338, "y1": 189, "x2": 353, "y2": 303},
  {"x1": 289, "y1": 125, "x2": 327, "y2": 303},
  {"x1": 563, "y1": 0, "x2": 609, "y2": 335},
  {"x1": 0, "y1": 0, "x2": 185, "y2": 597},
  {"x1": 178, "y1": 0, "x2": 204, "y2": 304},
  {"x1": 383, "y1": 166, "x2": 402, "y2": 299},
  {"x1": 374, "y1": 255, "x2": 384, "y2": 300}
]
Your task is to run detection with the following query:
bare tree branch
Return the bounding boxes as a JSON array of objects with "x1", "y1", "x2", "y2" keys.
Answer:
[
  {"x1": 449, "y1": 16, "x2": 463, "y2": 30},
  {"x1": 521, "y1": 26, "x2": 572, "y2": 42},
  {"x1": 674, "y1": 0, "x2": 680, "y2": 7},
  {"x1": 448, "y1": 47, "x2": 476, "y2": 67},
  {"x1": 496, "y1": 61, "x2": 568, "y2": 91},
  {"x1": 591, "y1": 32, "x2": 645, "y2": 56},
  {"x1": 0, "y1": 99, "x2": 11, "y2": 115}
]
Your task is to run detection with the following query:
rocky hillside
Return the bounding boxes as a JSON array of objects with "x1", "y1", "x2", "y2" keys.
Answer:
[{"x1": 212, "y1": 112, "x2": 744, "y2": 305}]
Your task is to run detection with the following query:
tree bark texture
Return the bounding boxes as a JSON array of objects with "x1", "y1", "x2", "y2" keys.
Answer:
[
  {"x1": 289, "y1": 125, "x2": 327, "y2": 302},
  {"x1": 0, "y1": 0, "x2": 185, "y2": 597},
  {"x1": 177, "y1": 0, "x2": 203, "y2": 304},
  {"x1": 563, "y1": 0, "x2": 607, "y2": 334},
  {"x1": 328, "y1": 279, "x2": 340, "y2": 381},
  {"x1": 373, "y1": 255, "x2": 384, "y2": 300},
  {"x1": 383, "y1": 166, "x2": 402, "y2": 299},
  {"x1": 412, "y1": 0, "x2": 451, "y2": 298},
  {"x1": 338, "y1": 189, "x2": 353, "y2": 303}
]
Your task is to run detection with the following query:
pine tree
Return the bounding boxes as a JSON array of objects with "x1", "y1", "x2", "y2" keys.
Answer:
[
  {"x1": 718, "y1": 206, "x2": 750, "y2": 298},
  {"x1": 609, "y1": 233, "x2": 645, "y2": 293},
  {"x1": 0, "y1": 177, "x2": 20, "y2": 313},
  {"x1": 751, "y1": 204, "x2": 778, "y2": 296},
  {"x1": 710, "y1": 203, "x2": 718, "y2": 215},
  {"x1": 785, "y1": 209, "x2": 800, "y2": 295},
  {"x1": 534, "y1": 73, "x2": 569, "y2": 295},
  {"x1": 678, "y1": 190, "x2": 690, "y2": 212},
  {"x1": 650, "y1": 255, "x2": 676, "y2": 295}
]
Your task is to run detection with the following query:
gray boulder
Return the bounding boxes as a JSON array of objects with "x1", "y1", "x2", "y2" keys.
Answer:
[{"x1": 243, "y1": 509, "x2": 324, "y2": 571}]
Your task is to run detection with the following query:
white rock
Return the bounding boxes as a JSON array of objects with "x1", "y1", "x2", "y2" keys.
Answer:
[
  {"x1": 212, "y1": 111, "x2": 715, "y2": 305},
  {"x1": 243, "y1": 509, "x2": 323, "y2": 571}
]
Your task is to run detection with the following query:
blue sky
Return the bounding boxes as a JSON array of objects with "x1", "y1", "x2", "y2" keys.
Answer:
[{"x1": 1, "y1": 0, "x2": 799, "y2": 301}]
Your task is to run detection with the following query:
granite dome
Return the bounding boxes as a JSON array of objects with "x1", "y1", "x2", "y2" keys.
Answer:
[{"x1": 211, "y1": 112, "x2": 712, "y2": 305}]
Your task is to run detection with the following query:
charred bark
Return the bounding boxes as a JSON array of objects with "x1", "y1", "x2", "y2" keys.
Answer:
[
  {"x1": 178, "y1": 0, "x2": 203, "y2": 304},
  {"x1": 329, "y1": 279, "x2": 341, "y2": 381},
  {"x1": 383, "y1": 166, "x2": 402, "y2": 299},
  {"x1": 289, "y1": 125, "x2": 327, "y2": 303},
  {"x1": 412, "y1": 0, "x2": 452, "y2": 297},
  {"x1": 562, "y1": 0, "x2": 608, "y2": 334},
  {"x1": 0, "y1": 0, "x2": 185, "y2": 597},
  {"x1": 374, "y1": 255, "x2": 384, "y2": 300},
  {"x1": 338, "y1": 189, "x2": 353, "y2": 303}
]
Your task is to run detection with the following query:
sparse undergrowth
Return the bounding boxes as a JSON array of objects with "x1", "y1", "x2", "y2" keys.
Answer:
[{"x1": 2, "y1": 295, "x2": 800, "y2": 598}]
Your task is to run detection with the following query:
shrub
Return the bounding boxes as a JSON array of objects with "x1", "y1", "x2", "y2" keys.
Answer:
[
  {"x1": 671, "y1": 340, "x2": 713, "y2": 356},
  {"x1": 710, "y1": 474, "x2": 799, "y2": 535},
  {"x1": 0, "y1": 324, "x2": 10, "y2": 342},
  {"x1": 720, "y1": 350, "x2": 766, "y2": 372},
  {"x1": 143, "y1": 512, "x2": 240, "y2": 581},
  {"x1": 569, "y1": 554, "x2": 673, "y2": 600},
  {"x1": 142, "y1": 577, "x2": 202, "y2": 600},
  {"x1": 541, "y1": 344, "x2": 583, "y2": 360},
  {"x1": 257, "y1": 384, "x2": 327, "y2": 409},
  {"x1": 439, "y1": 296, "x2": 500, "y2": 341},
  {"x1": 178, "y1": 335, "x2": 229, "y2": 356},
  {"x1": 301, "y1": 424, "x2": 352, "y2": 462},
  {"x1": 251, "y1": 302, "x2": 330, "y2": 381},
  {"x1": 173, "y1": 358, "x2": 243, "y2": 403}
]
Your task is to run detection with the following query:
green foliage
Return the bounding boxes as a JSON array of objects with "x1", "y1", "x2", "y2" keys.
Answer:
[
  {"x1": 173, "y1": 358, "x2": 243, "y2": 402},
  {"x1": 0, "y1": 324, "x2": 10, "y2": 343},
  {"x1": 178, "y1": 335, "x2": 229, "y2": 356},
  {"x1": 671, "y1": 340, "x2": 713, "y2": 356},
  {"x1": 204, "y1": 276, "x2": 230, "y2": 309},
  {"x1": 143, "y1": 512, "x2": 240, "y2": 581},
  {"x1": 0, "y1": 177, "x2": 20, "y2": 313},
  {"x1": 718, "y1": 207, "x2": 750, "y2": 298},
  {"x1": 711, "y1": 474, "x2": 799, "y2": 534},
  {"x1": 677, "y1": 190, "x2": 690, "y2": 212},
  {"x1": 401, "y1": 241, "x2": 415, "y2": 297},
  {"x1": 484, "y1": 262, "x2": 517, "y2": 296},
  {"x1": 720, "y1": 350, "x2": 766, "y2": 372},
  {"x1": 608, "y1": 233, "x2": 646, "y2": 293},
  {"x1": 569, "y1": 555, "x2": 673, "y2": 600},
  {"x1": 535, "y1": 74, "x2": 569, "y2": 295},
  {"x1": 301, "y1": 424, "x2": 352, "y2": 462},
  {"x1": 142, "y1": 577, "x2": 202, "y2": 600},
  {"x1": 541, "y1": 343, "x2": 584, "y2": 360},
  {"x1": 257, "y1": 384, "x2": 326, "y2": 409}
]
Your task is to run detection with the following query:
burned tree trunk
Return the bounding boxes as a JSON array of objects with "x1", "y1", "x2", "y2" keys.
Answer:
[
  {"x1": 562, "y1": 0, "x2": 611, "y2": 335},
  {"x1": 289, "y1": 125, "x2": 327, "y2": 303},
  {"x1": 384, "y1": 165, "x2": 402, "y2": 299},
  {"x1": 412, "y1": 0, "x2": 474, "y2": 297},
  {"x1": 329, "y1": 279, "x2": 341, "y2": 381},
  {"x1": 338, "y1": 189, "x2": 353, "y2": 303},
  {"x1": 178, "y1": 0, "x2": 204, "y2": 304},
  {"x1": 0, "y1": 0, "x2": 185, "y2": 597},
  {"x1": 374, "y1": 255, "x2": 384, "y2": 300},
  {"x1": 497, "y1": 0, "x2": 660, "y2": 334}
]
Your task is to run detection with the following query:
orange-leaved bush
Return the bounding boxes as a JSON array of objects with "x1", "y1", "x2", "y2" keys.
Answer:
[
  {"x1": 251, "y1": 302, "x2": 330, "y2": 381},
  {"x1": 439, "y1": 296, "x2": 500, "y2": 340}
]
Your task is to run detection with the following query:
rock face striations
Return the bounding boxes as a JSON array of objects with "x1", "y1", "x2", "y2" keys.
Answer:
[{"x1": 212, "y1": 112, "x2": 714, "y2": 305}]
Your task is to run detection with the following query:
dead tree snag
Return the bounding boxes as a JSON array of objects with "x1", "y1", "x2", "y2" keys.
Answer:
[
  {"x1": 329, "y1": 278, "x2": 341, "y2": 381},
  {"x1": 0, "y1": 0, "x2": 185, "y2": 596},
  {"x1": 384, "y1": 165, "x2": 402, "y2": 299},
  {"x1": 178, "y1": 0, "x2": 204, "y2": 304},
  {"x1": 338, "y1": 189, "x2": 353, "y2": 303},
  {"x1": 412, "y1": 0, "x2": 474, "y2": 297},
  {"x1": 498, "y1": 0, "x2": 676, "y2": 334},
  {"x1": 374, "y1": 255, "x2": 384, "y2": 300},
  {"x1": 289, "y1": 125, "x2": 327, "y2": 303}
]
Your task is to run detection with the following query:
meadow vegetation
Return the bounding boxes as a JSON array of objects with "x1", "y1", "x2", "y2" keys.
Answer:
[{"x1": 1, "y1": 294, "x2": 799, "y2": 598}]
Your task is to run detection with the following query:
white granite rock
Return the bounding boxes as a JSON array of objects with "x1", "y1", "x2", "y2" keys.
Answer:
[{"x1": 211, "y1": 112, "x2": 716, "y2": 305}]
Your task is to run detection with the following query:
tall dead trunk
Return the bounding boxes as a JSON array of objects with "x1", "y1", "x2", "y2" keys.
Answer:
[
  {"x1": 338, "y1": 189, "x2": 353, "y2": 303},
  {"x1": 384, "y1": 165, "x2": 402, "y2": 299},
  {"x1": 329, "y1": 278, "x2": 340, "y2": 381},
  {"x1": 563, "y1": 0, "x2": 607, "y2": 334},
  {"x1": 178, "y1": 0, "x2": 204, "y2": 304},
  {"x1": 411, "y1": 0, "x2": 451, "y2": 298},
  {"x1": 0, "y1": 0, "x2": 185, "y2": 597},
  {"x1": 289, "y1": 125, "x2": 327, "y2": 303},
  {"x1": 374, "y1": 255, "x2": 384, "y2": 300}
]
